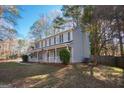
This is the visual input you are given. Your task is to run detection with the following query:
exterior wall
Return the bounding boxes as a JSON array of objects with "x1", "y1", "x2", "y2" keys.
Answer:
[
  {"x1": 56, "y1": 35, "x2": 59, "y2": 44},
  {"x1": 28, "y1": 29, "x2": 90, "y2": 63},
  {"x1": 71, "y1": 28, "x2": 84, "y2": 63},
  {"x1": 70, "y1": 31, "x2": 73, "y2": 40},
  {"x1": 63, "y1": 32, "x2": 68, "y2": 42},
  {"x1": 46, "y1": 39, "x2": 49, "y2": 46},
  {"x1": 51, "y1": 37, "x2": 54, "y2": 45},
  {"x1": 71, "y1": 29, "x2": 90, "y2": 63}
]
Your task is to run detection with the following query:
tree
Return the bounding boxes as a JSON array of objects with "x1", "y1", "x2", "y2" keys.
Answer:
[
  {"x1": 0, "y1": 5, "x2": 20, "y2": 25},
  {"x1": 53, "y1": 16, "x2": 66, "y2": 29},
  {"x1": 52, "y1": 16, "x2": 67, "y2": 35},
  {"x1": 29, "y1": 11, "x2": 61, "y2": 40},
  {"x1": 110, "y1": 6, "x2": 124, "y2": 56},
  {"x1": 0, "y1": 5, "x2": 21, "y2": 40},
  {"x1": 61, "y1": 5, "x2": 83, "y2": 28},
  {"x1": 81, "y1": 5, "x2": 124, "y2": 57},
  {"x1": 29, "y1": 20, "x2": 43, "y2": 40}
]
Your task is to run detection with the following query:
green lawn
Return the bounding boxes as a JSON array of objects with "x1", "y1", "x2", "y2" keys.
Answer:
[{"x1": 0, "y1": 62, "x2": 124, "y2": 88}]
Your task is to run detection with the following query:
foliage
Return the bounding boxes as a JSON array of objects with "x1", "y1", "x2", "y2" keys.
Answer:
[
  {"x1": 61, "y1": 5, "x2": 84, "y2": 29},
  {"x1": 59, "y1": 48, "x2": 70, "y2": 65},
  {"x1": 21, "y1": 55, "x2": 28, "y2": 62},
  {"x1": 53, "y1": 16, "x2": 66, "y2": 29},
  {"x1": 80, "y1": 5, "x2": 124, "y2": 56},
  {"x1": 29, "y1": 11, "x2": 61, "y2": 40},
  {"x1": 9, "y1": 54, "x2": 18, "y2": 59},
  {"x1": 0, "y1": 5, "x2": 21, "y2": 40}
]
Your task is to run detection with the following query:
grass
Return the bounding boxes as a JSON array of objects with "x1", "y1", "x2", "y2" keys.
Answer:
[
  {"x1": 0, "y1": 62, "x2": 27, "y2": 69},
  {"x1": 0, "y1": 62, "x2": 124, "y2": 88}
]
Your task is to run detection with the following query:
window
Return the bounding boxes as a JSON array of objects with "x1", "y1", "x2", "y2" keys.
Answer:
[
  {"x1": 54, "y1": 50, "x2": 55, "y2": 59},
  {"x1": 49, "y1": 38, "x2": 51, "y2": 46},
  {"x1": 59, "y1": 35, "x2": 61, "y2": 43},
  {"x1": 39, "y1": 51, "x2": 42, "y2": 59},
  {"x1": 47, "y1": 51, "x2": 49, "y2": 61},
  {"x1": 45, "y1": 40, "x2": 47, "y2": 47},
  {"x1": 59, "y1": 34, "x2": 63, "y2": 43},
  {"x1": 61, "y1": 34, "x2": 63, "y2": 42},
  {"x1": 68, "y1": 32, "x2": 70, "y2": 41},
  {"x1": 54, "y1": 37, "x2": 56, "y2": 44}
]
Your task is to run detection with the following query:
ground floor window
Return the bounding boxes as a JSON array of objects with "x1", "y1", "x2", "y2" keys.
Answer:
[
  {"x1": 47, "y1": 51, "x2": 49, "y2": 61},
  {"x1": 38, "y1": 51, "x2": 42, "y2": 60},
  {"x1": 30, "y1": 52, "x2": 37, "y2": 58}
]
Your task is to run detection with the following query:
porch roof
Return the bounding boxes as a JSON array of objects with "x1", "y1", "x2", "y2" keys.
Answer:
[{"x1": 28, "y1": 41, "x2": 72, "y2": 53}]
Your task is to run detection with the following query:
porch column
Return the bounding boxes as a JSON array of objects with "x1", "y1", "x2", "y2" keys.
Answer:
[
  {"x1": 46, "y1": 50, "x2": 48, "y2": 62},
  {"x1": 55, "y1": 48, "x2": 57, "y2": 63},
  {"x1": 37, "y1": 52, "x2": 38, "y2": 62}
]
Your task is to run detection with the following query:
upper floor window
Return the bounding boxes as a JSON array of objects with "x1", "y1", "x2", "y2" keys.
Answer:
[
  {"x1": 49, "y1": 38, "x2": 51, "y2": 46},
  {"x1": 68, "y1": 32, "x2": 70, "y2": 41},
  {"x1": 54, "y1": 37, "x2": 56, "y2": 44},
  {"x1": 59, "y1": 34, "x2": 63, "y2": 43},
  {"x1": 45, "y1": 40, "x2": 47, "y2": 47},
  {"x1": 42, "y1": 40, "x2": 45, "y2": 47}
]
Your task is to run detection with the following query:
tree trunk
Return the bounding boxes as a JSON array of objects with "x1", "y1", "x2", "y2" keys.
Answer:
[
  {"x1": 118, "y1": 31, "x2": 124, "y2": 56},
  {"x1": 93, "y1": 24, "x2": 98, "y2": 65},
  {"x1": 116, "y1": 18, "x2": 124, "y2": 56}
]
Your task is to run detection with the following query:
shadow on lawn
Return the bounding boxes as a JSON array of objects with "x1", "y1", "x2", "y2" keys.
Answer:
[
  {"x1": 0, "y1": 63, "x2": 64, "y2": 85},
  {"x1": 12, "y1": 64, "x2": 124, "y2": 88},
  {"x1": 0, "y1": 63, "x2": 123, "y2": 88}
]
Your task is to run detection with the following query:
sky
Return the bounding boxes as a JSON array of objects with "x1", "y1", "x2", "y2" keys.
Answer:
[{"x1": 16, "y1": 5, "x2": 62, "y2": 39}]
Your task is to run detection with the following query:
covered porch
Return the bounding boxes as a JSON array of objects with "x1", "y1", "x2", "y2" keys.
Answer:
[{"x1": 28, "y1": 42, "x2": 72, "y2": 63}]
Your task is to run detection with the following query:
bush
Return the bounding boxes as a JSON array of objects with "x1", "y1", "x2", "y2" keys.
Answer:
[
  {"x1": 21, "y1": 55, "x2": 28, "y2": 62},
  {"x1": 9, "y1": 54, "x2": 18, "y2": 59},
  {"x1": 59, "y1": 48, "x2": 71, "y2": 65}
]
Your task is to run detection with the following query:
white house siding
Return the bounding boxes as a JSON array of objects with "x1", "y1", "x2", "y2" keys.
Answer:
[
  {"x1": 71, "y1": 28, "x2": 84, "y2": 63},
  {"x1": 42, "y1": 51, "x2": 47, "y2": 62},
  {"x1": 70, "y1": 31, "x2": 73, "y2": 41},
  {"x1": 48, "y1": 49, "x2": 54, "y2": 62},
  {"x1": 63, "y1": 32, "x2": 68, "y2": 42},
  {"x1": 56, "y1": 35, "x2": 59, "y2": 44},
  {"x1": 46, "y1": 39, "x2": 49, "y2": 46},
  {"x1": 51, "y1": 37, "x2": 54, "y2": 45},
  {"x1": 28, "y1": 29, "x2": 90, "y2": 63}
]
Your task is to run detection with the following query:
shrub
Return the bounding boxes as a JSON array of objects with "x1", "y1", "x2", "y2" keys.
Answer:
[
  {"x1": 9, "y1": 54, "x2": 17, "y2": 59},
  {"x1": 21, "y1": 55, "x2": 28, "y2": 62},
  {"x1": 59, "y1": 48, "x2": 71, "y2": 65}
]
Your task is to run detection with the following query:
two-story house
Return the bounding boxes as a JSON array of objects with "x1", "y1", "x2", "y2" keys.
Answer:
[{"x1": 28, "y1": 26, "x2": 90, "y2": 63}]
